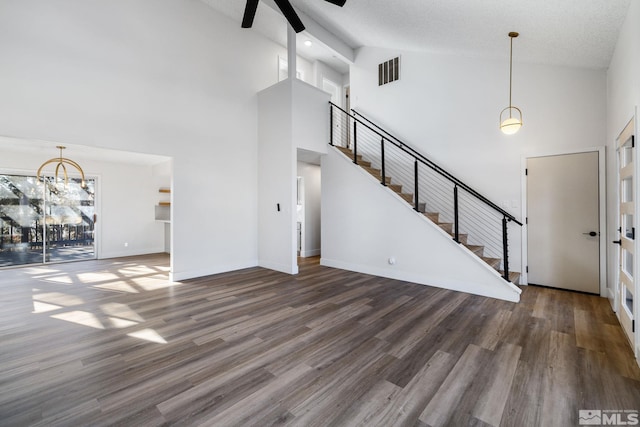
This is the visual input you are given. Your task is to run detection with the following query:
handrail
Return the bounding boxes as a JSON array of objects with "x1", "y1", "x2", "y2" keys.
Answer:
[
  {"x1": 329, "y1": 102, "x2": 521, "y2": 282},
  {"x1": 350, "y1": 108, "x2": 523, "y2": 226}
]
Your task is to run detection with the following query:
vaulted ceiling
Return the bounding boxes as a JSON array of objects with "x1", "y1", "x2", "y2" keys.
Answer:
[{"x1": 203, "y1": 0, "x2": 631, "y2": 71}]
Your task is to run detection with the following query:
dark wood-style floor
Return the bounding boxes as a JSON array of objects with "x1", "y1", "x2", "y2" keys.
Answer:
[{"x1": 1, "y1": 254, "x2": 639, "y2": 426}]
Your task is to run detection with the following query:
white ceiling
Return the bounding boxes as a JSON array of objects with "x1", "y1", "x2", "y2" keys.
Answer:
[
  {"x1": 204, "y1": 0, "x2": 631, "y2": 70},
  {"x1": 201, "y1": 0, "x2": 351, "y2": 73}
]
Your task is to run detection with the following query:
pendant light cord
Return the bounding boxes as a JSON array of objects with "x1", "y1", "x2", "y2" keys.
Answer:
[{"x1": 508, "y1": 35, "x2": 513, "y2": 117}]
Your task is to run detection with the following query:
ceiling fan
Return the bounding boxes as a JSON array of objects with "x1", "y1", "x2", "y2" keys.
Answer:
[{"x1": 242, "y1": 0, "x2": 346, "y2": 33}]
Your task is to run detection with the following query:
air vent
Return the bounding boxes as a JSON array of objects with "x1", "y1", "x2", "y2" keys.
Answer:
[{"x1": 378, "y1": 57, "x2": 400, "y2": 86}]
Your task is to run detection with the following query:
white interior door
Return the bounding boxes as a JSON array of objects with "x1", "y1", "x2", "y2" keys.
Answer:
[
  {"x1": 616, "y1": 118, "x2": 635, "y2": 349},
  {"x1": 527, "y1": 152, "x2": 600, "y2": 293}
]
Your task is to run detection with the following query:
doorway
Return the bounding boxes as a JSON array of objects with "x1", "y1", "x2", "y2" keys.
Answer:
[
  {"x1": 296, "y1": 158, "x2": 322, "y2": 260},
  {"x1": 526, "y1": 150, "x2": 604, "y2": 294}
]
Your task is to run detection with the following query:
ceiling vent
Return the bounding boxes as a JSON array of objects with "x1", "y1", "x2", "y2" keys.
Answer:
[{"x1": 378, "y1": 57, "x2": 400, "y2": 86}]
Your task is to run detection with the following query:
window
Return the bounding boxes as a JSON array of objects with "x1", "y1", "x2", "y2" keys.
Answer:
[{"x1": 0, "y1": 174, "x2": 96, "y2": 267}]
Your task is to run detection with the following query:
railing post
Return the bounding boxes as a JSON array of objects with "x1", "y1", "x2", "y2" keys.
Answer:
[
  {"x1": 502, "y1": 216, "x2": 509, "y2": 281},
  {"x1": 414, "y1": 160, "x2": 419, "y2": 211},
  {"x1": 380, "y1": 138, "x2": 386, "y2": 186},
  {"x1": 454, "y1": 185, "x2": 459, "y2": 242},
  {"x1": 329, "y1": 104, "x2": 334, "y2": 146},
  {"x1": 353, "y1": 121, "x2": 358, "y2": 164}
]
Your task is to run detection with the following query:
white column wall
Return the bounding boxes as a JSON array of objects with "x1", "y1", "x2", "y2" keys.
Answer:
[{"x1": 258, "y1": 80, "x2": 297, "y2": 273}]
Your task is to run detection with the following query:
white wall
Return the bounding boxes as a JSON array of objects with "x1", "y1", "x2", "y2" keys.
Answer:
[
  {"x1": 322, "y1": 148, "x2": 521, "y2": 302},
  {"x1": 0, "y1": 147, "x2": 166, "y2": 258},
  {"x1": 293, "y1": 79, "x2": 331, "y2": 154},
  {"x1": 297, "y1": 161, "x2": 321, "y2": 257},
  {"x1": 350, "y1": 47, "x2": 607, "y2": 277},
  {"x1": 0, "y1": 0, "x2": 307, "y2": 281},
  {"x1": 606, "y1": 0, "x2": 640, "y2": 354}
]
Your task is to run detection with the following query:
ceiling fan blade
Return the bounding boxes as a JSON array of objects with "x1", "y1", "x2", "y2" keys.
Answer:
[
  {"x1": 241, "y1": 0, "x2": 260, "y2": 28},
  {"x1": 273, "y1": 0, "x2": 305, "y2": 33},
  {"x1": 324, "y1": 0, "x2": 346, "y2": 6}
]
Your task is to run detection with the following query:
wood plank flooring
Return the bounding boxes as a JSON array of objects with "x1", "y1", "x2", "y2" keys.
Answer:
[{"x1": 1, "y1": 254, "x2": 639, "y2": 426}]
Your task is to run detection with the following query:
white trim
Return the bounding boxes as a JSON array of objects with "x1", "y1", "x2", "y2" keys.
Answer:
[
  {"x1": 300, "y1": 249, "x2": 321, "y2": 257},
  {"x1": 321, "y1": 257, "x2": 521, "y2": 302},
  {"x1": 636, "y1": 106, "x2": 640, "y2": 361},
  {"x1": 521, "y1": 146, "x2": 607, "y2": 297},
  {"x1": 259, "y1": 260, "x2": 298, "y2": 275},
  {"x1": 170, "y1": 260, "x2": 259, "y2": 282}
]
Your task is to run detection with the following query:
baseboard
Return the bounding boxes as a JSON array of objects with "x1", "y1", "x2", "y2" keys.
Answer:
[
  {"x1": 258, "y1": 260, "x2": 299, "y2": 275},
  {"x1": 607, "y1": 287, "x2": 616, "y2": 312},
  {"x1": 99, "y1": 247, "x2": 165, "y2": 259},
  {"x1": 171, "y1": 260, "x2": 259, "y2": 282},
  {"x1": 320, "y1": 257, "x2": 520, "y2": 303},
  {"x1": 300, "y1": 249, "x2": 321, "y2": 257}
]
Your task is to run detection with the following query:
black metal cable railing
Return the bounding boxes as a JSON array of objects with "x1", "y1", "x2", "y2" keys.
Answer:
[{"x1": 329, "y1": 102, "x2": 523, "y2": 281}]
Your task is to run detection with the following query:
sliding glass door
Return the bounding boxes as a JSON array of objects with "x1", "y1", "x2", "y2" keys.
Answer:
[{"x1": 0, "y1": 174, "x2": 96, "y2": 267}]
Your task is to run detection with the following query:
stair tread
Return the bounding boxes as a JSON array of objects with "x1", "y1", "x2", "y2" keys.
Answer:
[
  {"x1": 499, "y1": 270, "x2": 521, "y2": 284},
  {"x1": 363, "y1": 166, "x2": 381, "y2": 174},
  {"x1": 464, "y1": 244, "x2": 484, "y2": 255}
]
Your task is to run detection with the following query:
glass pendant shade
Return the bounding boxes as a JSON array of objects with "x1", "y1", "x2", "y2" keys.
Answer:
[{"x1": 500, "y1": 106, "x2": 522, "y2": 135}]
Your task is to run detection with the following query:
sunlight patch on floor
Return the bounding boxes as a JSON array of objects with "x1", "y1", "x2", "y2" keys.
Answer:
[
  {"x1": 107, "y1": 317, "x2": 138, "y2": 329},
  {"x1": 127, "y1": 328, "x2": 167, "y2": 344},
  {"x1": 32, "y1": 301, "x2": 62, "y2": 313},
  {"x1": 118, "y1": 266, "x2": 158, "y2": 276},
  {"x1": 77, "y1": 272, "x2": 120, "y2": 283},
  {"x1": 51, "y1": 310, "x2": 105, "y2": 329},
  {"x1": 41, "y1": 275, "x2": 74, "y2": 284},
  {"x1": 33, "y1": 291, "x2": 84, "y2": 306},
  {"x1": 134, "y1": 279, "x2": 177, "y2": 291},
  {"x1": 93, "y1": 282, "x2": 139, "y2": 294},
  {"x1": 100, "y1": 302, "x2": 144, "y2": 322}
]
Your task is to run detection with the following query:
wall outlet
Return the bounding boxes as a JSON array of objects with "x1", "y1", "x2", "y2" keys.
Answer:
[{"x1": 124, "y1": 242, "x2": 128, "y2": 247}]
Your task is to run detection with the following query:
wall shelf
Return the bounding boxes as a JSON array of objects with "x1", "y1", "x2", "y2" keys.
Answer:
[{"x1": 156, "y1": 187, "x2": 171, "y2": 222}]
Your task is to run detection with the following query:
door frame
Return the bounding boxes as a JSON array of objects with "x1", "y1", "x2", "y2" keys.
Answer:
[
  {"x1": 520, "y1": 146, "x2": 607, "y2": 296},
  {"x1": 613, "y1": 108, "x2": 639, "y2": 359}
]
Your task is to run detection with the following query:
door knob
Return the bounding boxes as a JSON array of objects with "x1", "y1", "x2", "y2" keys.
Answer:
[
  {"x1": 613, "y1": 240, "x2": 622, "y2": 245},
  {"x1": 582, "y1": 231, "x2": 598, "y2": 237}
]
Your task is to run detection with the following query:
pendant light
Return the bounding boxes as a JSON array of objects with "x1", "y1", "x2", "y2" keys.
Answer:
[
  {"x1": 37, "y1": 146, "x2": 86, "y2": 188},
  {"x1": 500, "y1": 32, "x2": 522, "y2": 135}
]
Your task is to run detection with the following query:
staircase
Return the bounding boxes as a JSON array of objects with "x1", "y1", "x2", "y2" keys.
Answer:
[{"x1": 329, "y1": 103, "x2": 522, "y2": 285}]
